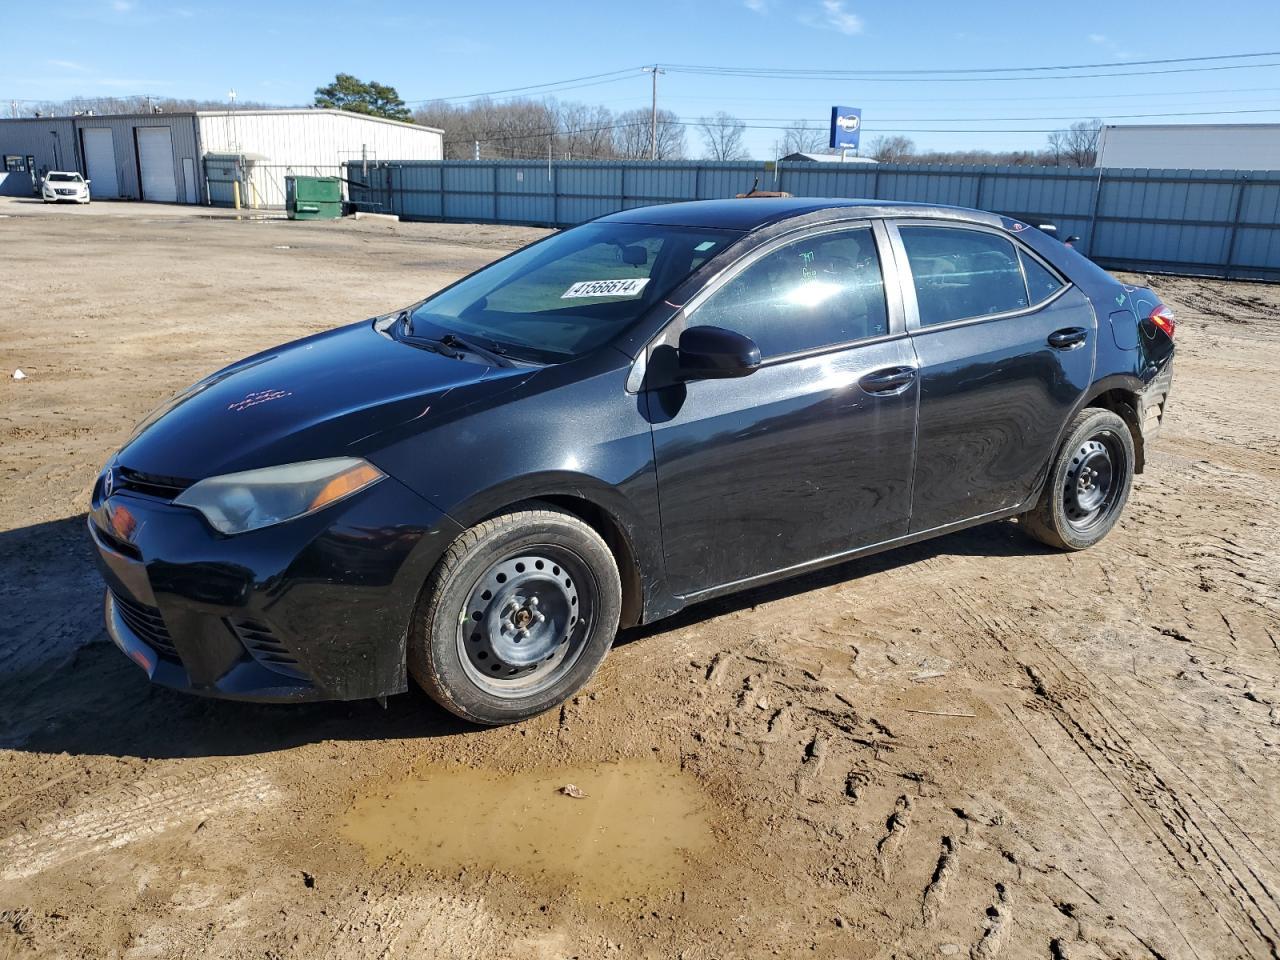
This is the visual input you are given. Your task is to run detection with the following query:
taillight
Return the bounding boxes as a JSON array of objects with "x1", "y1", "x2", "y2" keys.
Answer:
[{"x1": 1149, "y1": 305, "x2": 1176, "y2": 339}]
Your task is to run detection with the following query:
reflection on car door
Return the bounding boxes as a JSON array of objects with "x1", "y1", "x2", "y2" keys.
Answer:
[
  {"x1": 645, "y1": 221, "x2": 919, "y2": 599},
  {"x1": 888, "y1": 221, "x2": 1096, "y2": 532}
]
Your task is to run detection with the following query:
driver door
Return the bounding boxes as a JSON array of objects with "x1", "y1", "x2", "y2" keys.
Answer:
[{"x1": 645, "y1": 221, "x2": 919, "y2": 599}]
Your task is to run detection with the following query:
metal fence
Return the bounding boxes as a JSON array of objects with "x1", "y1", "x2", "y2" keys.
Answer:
[{"x1": 343, "y1": 159, "x2": 1280, "y2": 281}]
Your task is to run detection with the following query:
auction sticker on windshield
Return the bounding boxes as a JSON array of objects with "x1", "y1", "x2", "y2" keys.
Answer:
[{"x1": 562, "y1": 278, "x2": 651, "y2": 299}]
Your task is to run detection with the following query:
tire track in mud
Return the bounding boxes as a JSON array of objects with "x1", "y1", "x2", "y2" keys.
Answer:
[
  {"x1": 939, "y1": 585, "x2": 1280, "y2": 958},
  {"x1": 0, "y1": 766, "x2": 278, "y2": 882}
]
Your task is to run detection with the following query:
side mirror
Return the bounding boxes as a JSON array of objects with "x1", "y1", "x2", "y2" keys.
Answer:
[
  {"x1": 620, "y1": 244, "x2": 648, "y2": 266},
  {"x1": 676, "y1": 325, "x2": 761, "y2": 381},
  {"x1": 1064, "y1": 235, "x2": 1081, "y2": 245}
]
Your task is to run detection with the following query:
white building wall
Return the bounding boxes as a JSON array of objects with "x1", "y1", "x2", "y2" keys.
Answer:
[
  {"x1": 195, "y1": 109, "x2": 442, "y2": 167},
  {"x1": 1097, "y1": 124, "x2": 1280, "y2": 170}
]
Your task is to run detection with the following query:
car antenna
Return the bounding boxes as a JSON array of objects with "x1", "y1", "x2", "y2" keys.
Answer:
[{"x1": 735, "y1": 176, "x2": 791, "y2": 199}]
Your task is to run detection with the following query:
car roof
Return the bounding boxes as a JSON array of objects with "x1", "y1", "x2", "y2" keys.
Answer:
[{"x1": 599, "y1": 197, "x2": 1003, "y2": 232}]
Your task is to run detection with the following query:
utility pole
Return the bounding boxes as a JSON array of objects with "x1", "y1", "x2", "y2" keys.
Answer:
[{"x1": 642, "y1": 65, "x2": 664, "y2": 161}]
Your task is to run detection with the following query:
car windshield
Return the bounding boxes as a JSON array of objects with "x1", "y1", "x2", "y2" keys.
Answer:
[
  {"x1": 407, "y1": 221, "x2": 740, "y2": 363},
  {"x1": 48, "y1": 173, "x2": 80, "y2": 182}
]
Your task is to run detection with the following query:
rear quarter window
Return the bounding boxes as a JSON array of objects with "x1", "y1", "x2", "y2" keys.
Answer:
[{"x1": 1020, "y1": 248, "x2": 1065, "y2": 304}]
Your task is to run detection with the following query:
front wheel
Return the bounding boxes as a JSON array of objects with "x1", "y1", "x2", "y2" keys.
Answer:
[
  {"x1": 409, "y1": 502, "x2": 622, "y2": 725},
  {"x1": 1019, "y1": 408, "x2": 1135, "y2": 551}
]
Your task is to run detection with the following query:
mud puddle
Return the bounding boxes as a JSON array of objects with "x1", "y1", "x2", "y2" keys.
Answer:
[{"x1": 341, "y1": 759, "x2": 714, "y2": 900}]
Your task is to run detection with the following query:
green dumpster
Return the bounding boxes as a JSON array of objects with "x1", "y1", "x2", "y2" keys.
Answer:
[{"x1": 285, "y1": 175, "x2": 342, "y2": 220}]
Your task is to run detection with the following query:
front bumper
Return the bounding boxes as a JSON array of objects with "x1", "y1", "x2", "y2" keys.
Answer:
[
  {"x1": 44, "y1": 190, "x2": 88, "y2": 202},
  {"x1": 90, "y1": 473, "x2": 462, "y2": 702}
]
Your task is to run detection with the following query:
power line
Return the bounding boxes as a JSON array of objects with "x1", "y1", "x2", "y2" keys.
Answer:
[
  {"x1": 660, "y1": 60, "x2": 1280, "y2": 84},
  {"x1": 412, "y1": 67, "x2": 644, "y2": 104},
  {"x1": 658, "y1": 49, "x2": 1280, "y2": 77},
  {"x1": 650, "y1": 85, "x2": 1280, "y2": 105},
  {"x1": 727, "y1": 106, "x2": 1280, "y2": 124}
]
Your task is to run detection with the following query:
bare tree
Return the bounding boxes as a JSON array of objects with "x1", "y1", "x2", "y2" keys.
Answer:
[
  {"x1": 24, "y1": 94, "x2": 280, "y2": 117},
  {"x1": 614, "y1": 108, "x2": 685, "y2": 160},
  {"x1": 698, "y1": 111, "x2": 749, "y2": 161},
  {"x1": 415, "y1": 97, "x2": 561, "y2": 160},
  {"x1": 782, "y1": 121, "x2": 827, "y2": 155},
  {"x1": 554, "y1": 101, "x2": 618, "y2": 160},
  {"x1": 868, "y1": 135, "x2": 915, "y2": 163},
  {"x1": 1046, "y1": 119, "x2": 1101, "y2": 167}
]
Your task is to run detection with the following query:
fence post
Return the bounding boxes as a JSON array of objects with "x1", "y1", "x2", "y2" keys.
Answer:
[
  {"x1": 437, "y1": 163, "x2": 445, "y2": 221},
  {"x1": 1223, "y1": 172, "x2": 1248, "y2": 281},
  {"x1": 551, "y1": 163, "x2": 559, "y2": 228},
  {"x1": 1084, "y1": 167, "x2": 1105, "y2": 257},
  {"x1": 871, "y1": 167, "x2": 881, "y2": 200},
  {"x1": 975, "y1": 170, "x2": 986, "y2": 209}
]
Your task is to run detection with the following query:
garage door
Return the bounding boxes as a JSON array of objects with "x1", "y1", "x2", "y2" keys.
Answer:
[
  {"x1": 82, "y1": 128, "x2": 119, "y2": 198},
  {"x1": 136, "y1": 126, "x2": 177, "y2": 202}
]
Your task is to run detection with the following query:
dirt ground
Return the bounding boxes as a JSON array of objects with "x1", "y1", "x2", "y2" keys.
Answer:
[{"x1": 1, "y1": 197, "x2": 1278, "y2": 960}]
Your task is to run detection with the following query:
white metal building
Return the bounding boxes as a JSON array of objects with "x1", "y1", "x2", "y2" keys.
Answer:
[
  {"x1": 780, "y1": 152, "x2": 878, "y2": 164},
  {"x1": 1096, "y1": 123, "x2": 1280, "y2": 170},
  {"x1": 0, "y1": 108, "x2": 443, "y2": 205}
]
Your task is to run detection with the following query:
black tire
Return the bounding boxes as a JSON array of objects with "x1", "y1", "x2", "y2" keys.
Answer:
[
  {"x1": 1019, "y1": 408, "x2": 1135, "y2": 551},
  {"x1": 408, "y1": 502, "x2": 622, "y2": 725}
]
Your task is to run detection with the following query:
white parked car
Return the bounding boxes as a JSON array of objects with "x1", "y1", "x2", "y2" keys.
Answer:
[{"x1": 42, "y1": 171, "x2": 91, "y2": 204}]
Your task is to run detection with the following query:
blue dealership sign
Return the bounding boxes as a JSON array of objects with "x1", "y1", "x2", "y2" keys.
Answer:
[{"x1": 829, "y1": 106, "x2": 862, "y2": 150}]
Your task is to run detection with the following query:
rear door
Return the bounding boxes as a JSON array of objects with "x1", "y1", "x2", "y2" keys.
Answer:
[
  {"x1": 647, "y1": 221, "x2": 919, "y2": 598},
  {"x1": 887, "y1": 220, "x2": 1096, "y2": 532},
  {"x1": 81, "y1": 128, "x2": 119, "y2": 198},
  {"x1": 136, "y1": 126, "x2": 177, "y2": 202}
]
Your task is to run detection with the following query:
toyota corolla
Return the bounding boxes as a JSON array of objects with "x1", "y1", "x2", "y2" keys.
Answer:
[{"x1": 90, "y1": 198, "x2": 1175, "y2": 725}]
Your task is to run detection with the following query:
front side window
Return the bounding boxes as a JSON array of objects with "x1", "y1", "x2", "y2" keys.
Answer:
[
  {"x1": 690, "y1": 225, "x2": 889, "y2": 358},
  {"x1": 899, "y1": 226, "x2": 1029, "y2": 327},
  {"x1": 408, "y1": 222, "x2": 740, "y2": 363}
]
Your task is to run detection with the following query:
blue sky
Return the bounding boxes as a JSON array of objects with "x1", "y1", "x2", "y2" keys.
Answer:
[{"x1": 4, "y1": 0, "x2": 1280, "y2": 157}]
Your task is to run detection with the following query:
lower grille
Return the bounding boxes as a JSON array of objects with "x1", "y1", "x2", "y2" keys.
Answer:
[
  {"x1": 111, "y1": 588, "x2": 180, "y2": 661},
  {"x1": 229, "y1": 617, "x2": 306, "y2": 680}
]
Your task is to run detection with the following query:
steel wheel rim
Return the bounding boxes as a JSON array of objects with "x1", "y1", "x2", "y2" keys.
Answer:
[
  {"x1": 456, "y1": 546, "x2": 594, "y2": 699},
  {"x1": 1063, "y1": 431, "x2": 1123, "y2": 531}
]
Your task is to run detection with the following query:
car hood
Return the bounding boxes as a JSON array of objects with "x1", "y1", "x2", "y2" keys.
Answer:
[{"x1": 116, "y1": 320, "x2": 533, "y2": 481}]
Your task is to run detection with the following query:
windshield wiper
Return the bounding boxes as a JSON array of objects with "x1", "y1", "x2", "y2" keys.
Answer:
[{"x1": 438, "y1": 333, "x2": 512, "y2": 367}]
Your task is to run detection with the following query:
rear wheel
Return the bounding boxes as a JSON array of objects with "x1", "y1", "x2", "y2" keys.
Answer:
[
  {"x1": 1019, "y1": 408, "x2": 1135, "y2": 551},
  {"x1": 409, "y1": 503, "x2": 622, "y2": 725}
]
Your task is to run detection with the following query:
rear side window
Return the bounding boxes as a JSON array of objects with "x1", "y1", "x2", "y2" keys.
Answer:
[
  {"x1": 899, "y1": 226, "x2": 1029, "y2": 327},
  {"x1": 1020, "y1": 248, "x2": 1065, "y2": 304},
  {"x1": 691, "y1": 225, "x2": 889, "y2": 358}
]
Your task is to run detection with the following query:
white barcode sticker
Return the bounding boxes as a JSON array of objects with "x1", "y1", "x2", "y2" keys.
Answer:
[{"x1": 561, "y1": 278, "x2": 651, "y2": 299}]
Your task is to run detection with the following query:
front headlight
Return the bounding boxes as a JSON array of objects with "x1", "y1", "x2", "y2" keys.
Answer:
[{"x1": 174, "y1": 457, "x2": 385, "y2": 535}]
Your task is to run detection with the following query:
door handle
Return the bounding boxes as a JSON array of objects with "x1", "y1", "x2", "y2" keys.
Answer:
[
  {"x1": 858, "y1": 366, "x2": 916, "y2": 394},
  {"x1": 1048, "y1": 327, "x2": 1088, "y2": 349}
]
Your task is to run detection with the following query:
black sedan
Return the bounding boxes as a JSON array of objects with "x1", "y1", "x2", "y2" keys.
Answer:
[{"x1": 90, "y1": 199, "x2": 1175, "y2": 724}]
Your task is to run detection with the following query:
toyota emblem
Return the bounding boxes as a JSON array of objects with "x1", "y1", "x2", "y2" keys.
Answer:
[{"x1": 102, "y1": 466, "x2": 115, "y2": 499}]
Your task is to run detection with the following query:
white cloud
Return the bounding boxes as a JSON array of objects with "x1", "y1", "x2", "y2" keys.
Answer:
[
  {"x1": 47, "y1": 59, "x2": 90, "y2": 72},
  {"x1": 743, "y1": 0, "x2": 767, "y2": 11},
  {"x1": 818, "y1": 0, "x2": 862, "y2": 35},
  {"x1": 1087, "y1": 32, "x2": 1135, "y2": 60},
  {"x1": 111, "y1": 0, "x2": 135, "y2": 11}
]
